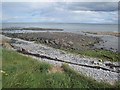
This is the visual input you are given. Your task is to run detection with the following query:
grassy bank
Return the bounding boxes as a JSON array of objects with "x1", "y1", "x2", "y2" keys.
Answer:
[
  {"x1": 80, "y1": 50, "x2": 120, "y2": 62},
  {"x1": 0, "y1": 48, "x2": 2, "y2": 89},
  {"x1": 2, "y1": 48, "x2": 116, "y2": 88},
  {"x1": 60, "y1": 47, "x2": 120, "y2": 62}
]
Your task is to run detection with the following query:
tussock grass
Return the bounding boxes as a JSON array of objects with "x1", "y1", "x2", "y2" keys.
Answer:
[
  {"x1": 62, "y1": 47, "x2": 120, "y2": 62},
  {"x1": 2, "y1": 49, "x2": 117, "y2": 88},
  {"x1": 80, "y1": 50, "x2": 120, "y2": 62}
]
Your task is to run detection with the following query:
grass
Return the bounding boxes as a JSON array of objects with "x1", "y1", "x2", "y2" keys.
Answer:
[
  {"x1": 79, "y1": 50, "x2": 120, "y2": 62},
  {"x1": 0, "y1": 48, "x2": 2, "y2": 89},
  {"x1": 2, "y1": 48, "x2": 118, "y2": 88},
  {"x1": 60, "y1": 47, "x2": 120, "y2": 62}
]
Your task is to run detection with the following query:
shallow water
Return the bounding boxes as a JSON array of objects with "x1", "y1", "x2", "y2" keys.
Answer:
[{"x1": 94, "y1": 35, "x2": 119, "y2": 52}]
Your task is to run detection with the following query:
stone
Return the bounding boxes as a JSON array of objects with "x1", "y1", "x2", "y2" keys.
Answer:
[
  {"x1": 50, "y1": 40, "x2": 55, "y2": 45},
  {"x1": 91, "y1": 61, "x2": 94, "y2": 64},
  {"x1": 45, "y1": 39, "x2": 49, "y2": 44},
  {"x1": 110, "y1": 47, "x2": 114, "y2": 50},
  {"x1": 54, "y1": 40, "x2": 59, "y2": 45},
  {"x1": 98, "y1": 59, "x2": 103, "y2": 62},
  {"x1": 82, "y1": 44, "x2": 85, "y2": 46},
  {"x1": 81, "y1": 38, "x2": 85, "y2": 41},
  {"x1": 62, "y1": 42, "x2": 68, "y2": 47},
  {"x1": 68, "y1": 41, "x2": 73, "y2": 45}
]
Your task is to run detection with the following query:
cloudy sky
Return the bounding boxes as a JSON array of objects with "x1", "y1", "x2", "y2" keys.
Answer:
[{"x1": 1, "y1": 2, "x2": 118, "y2": 24}]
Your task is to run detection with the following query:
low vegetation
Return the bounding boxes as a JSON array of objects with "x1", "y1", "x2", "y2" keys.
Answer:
[
  {"x1": 0, "y1": 48, "x2": 2, "y2": 89},
  {"x1": 80, "y1": 50, "x2": 120, "y2": 62},
  {"x1": 2, "y1": 48, "x2": 117, "y2": 88},
  {"x1": 61, "y1": 47, "x2": 120, "y2": 62}
]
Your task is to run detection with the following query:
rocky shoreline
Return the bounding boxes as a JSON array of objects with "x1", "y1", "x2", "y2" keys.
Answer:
[
  {"x1": 3, "y1": 32, "x2": 101, "y2": 52},
  {"x1": 1, "y1": 34, "x2": 119, "y2": 85},
  {"x1": 1, "y1": 32, "x2": 120, "y2": 85},
  {"x1": 2, "y1": 27, "x2": 63, "y2": 31}
]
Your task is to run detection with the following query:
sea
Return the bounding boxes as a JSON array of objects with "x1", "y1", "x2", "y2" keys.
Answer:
[{"x1": 1, "y1": 23, "x2": 118, "y2": 33}]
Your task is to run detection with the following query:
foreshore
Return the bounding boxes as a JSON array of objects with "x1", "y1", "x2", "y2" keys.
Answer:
[
  {"x1": 1, "y1": 30, "x2": 120, "y2": 85},
  {"x1": 3, "y1": 32, "x2": 100, "y2": 51},
  {"x1": 1, "y1": 34, "x2": 119, "y2": 85}
]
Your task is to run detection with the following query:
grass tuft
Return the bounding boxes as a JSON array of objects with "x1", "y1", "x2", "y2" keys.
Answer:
[{"x1": 2, "y1": 48, "x2": 119, "y2": 88}]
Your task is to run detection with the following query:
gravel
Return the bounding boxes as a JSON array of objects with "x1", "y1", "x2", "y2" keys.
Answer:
[{"x1": 7, "y1": 37, "x2": 119, "y2": 85}]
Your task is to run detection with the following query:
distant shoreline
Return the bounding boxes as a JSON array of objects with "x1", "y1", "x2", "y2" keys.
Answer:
[
  {"x1": 82, "y1": 31, "x2": 120, "y2": 37},
  {"x1": 1, "y1": 27, "x2": 63, "y2": 31},
  {"x1": 1, "y1": 22, "x2": 119, "y2": 25},
  {"x1": 2, "y1": 32, "x2": 100, "y2": 52}
]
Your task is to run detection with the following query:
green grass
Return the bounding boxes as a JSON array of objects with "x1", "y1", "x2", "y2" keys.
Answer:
[
  {"x1": 0, "y1": 48, "x2": 2, "y2": 90},
  {"x1": 80, "y1": 50, "x2": 120, "y2": 62},
  {"x1": 60, "y1": 47, "x2": 120, "y2": 62},
  {"x1": 2, "y1": 48, "x2": 118, "y2": 88}
]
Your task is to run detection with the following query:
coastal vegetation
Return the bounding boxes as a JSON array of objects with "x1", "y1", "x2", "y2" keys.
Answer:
[
  {"x1": 2, "y1": 48, "x2": 116, "y2": 88},
  {"x1": 62, "y1": 48, "x2": 120, "y2": 62},
  {"x1": 1, "y1": 31, "x2": 119, "y2": 88},
  {"x1": 2, "y1": 1, "x2": 119, "y2": 88}
]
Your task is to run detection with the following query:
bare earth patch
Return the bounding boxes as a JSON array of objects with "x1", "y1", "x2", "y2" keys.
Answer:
[
  {"x1": 0, "y1": 35, "x2": 13, "y2": 49},
  {"x1": 48, "y1": 66, "x2": 64, "y2": 74}
]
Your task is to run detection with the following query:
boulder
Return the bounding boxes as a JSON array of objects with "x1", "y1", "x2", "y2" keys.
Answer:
[
  {"x1": 81, "y1": 38, "x2": 85, "y2": 41},
  {"x1": 68, "y1": 41, "x2": 73, "y2": 46},
  {"x1": 45, "y1": 39, "x2": 49, "y2": 44},
  {"x1": 54, "y1": 40, "x2": 59, "y2": 45},
  {"x1": 50, "y1": 40, "x2": 55, "y2": 45},
  {"x1": 62, "y1": 42, "x2": 68, "y2": 47}
]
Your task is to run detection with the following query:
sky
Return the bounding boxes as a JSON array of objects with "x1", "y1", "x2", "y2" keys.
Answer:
[{"x1": 1, "y1": 1, "x2": 119, "y2": 24}]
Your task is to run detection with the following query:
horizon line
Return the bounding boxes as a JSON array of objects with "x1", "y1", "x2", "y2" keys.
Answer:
[{"x1": 1, "y1": 22, "x2": 118, "y2": 25}]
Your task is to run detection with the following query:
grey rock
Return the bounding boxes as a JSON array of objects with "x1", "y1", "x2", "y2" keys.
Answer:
[
  {"x1": 68, "y1": 41, "x2": 73, "y2": 45},
  {"x1": 45, "y1": 39, "x2": 49, "y2": 44}
]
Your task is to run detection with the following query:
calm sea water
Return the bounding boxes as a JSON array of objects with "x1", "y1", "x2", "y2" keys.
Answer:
[{"x1": 1, "y1": 23, "x2": 118, "y2": 33}]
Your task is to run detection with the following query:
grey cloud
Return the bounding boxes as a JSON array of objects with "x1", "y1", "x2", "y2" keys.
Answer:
[
  {"x1": 2, "y1": 2, "x2": 118, "y2": 23},
  {"x1": 57, "y1": 2, "x2": 118, "y2": 12}
]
